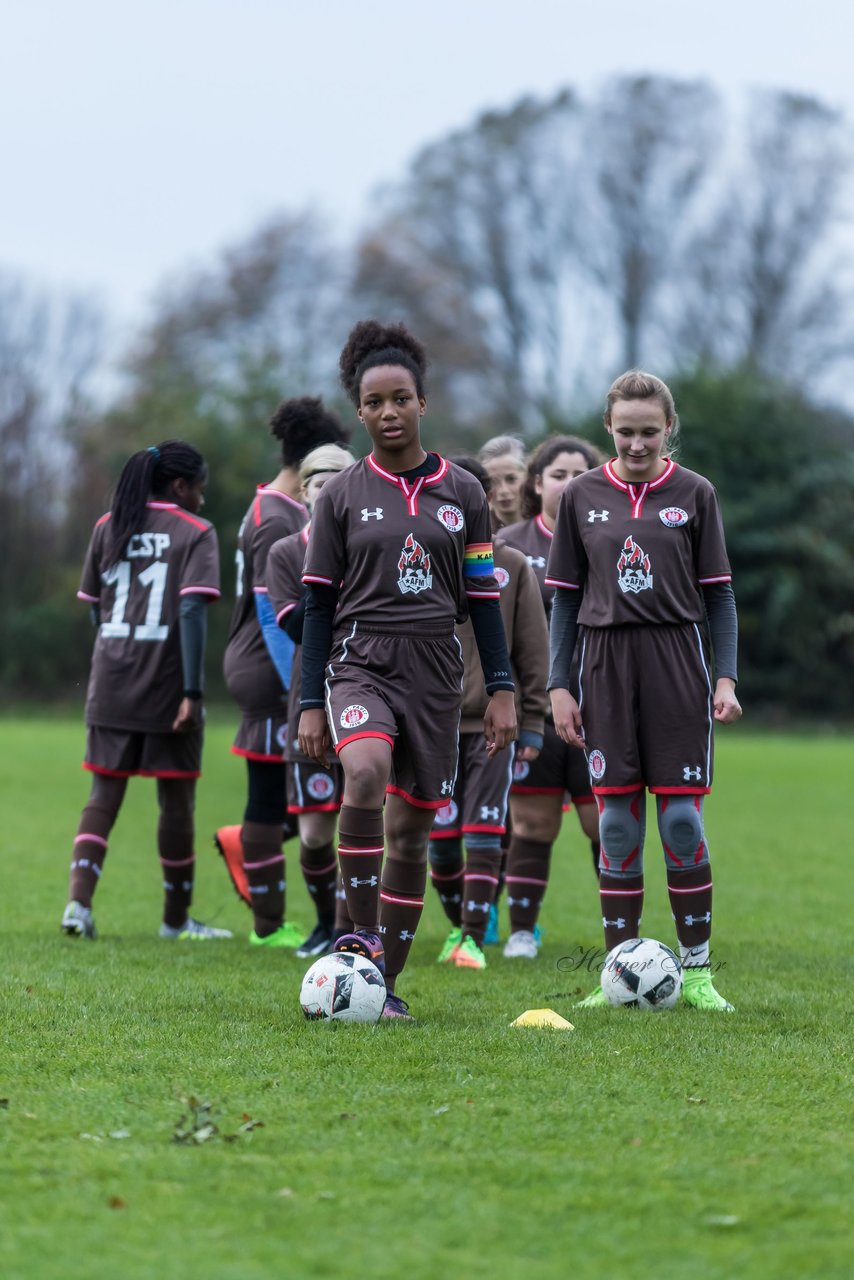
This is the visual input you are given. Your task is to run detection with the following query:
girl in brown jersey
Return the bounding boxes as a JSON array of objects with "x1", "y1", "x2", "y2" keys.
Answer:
[
  {"x1": 298, "y1": 320, "x2": 517, "y2": 1020},
  {"x1": 548, "y1": 372, "x2": 742, "y2": 1011},
  {"x1": 497, "y1": 436, "x2": 604, "y2": 959},
  {"x1": 216, "y1": 398, "x2": 350, "y2": 949},
  {"x1": 62, "y1": 440, "x2": 229, "y2": 941}
]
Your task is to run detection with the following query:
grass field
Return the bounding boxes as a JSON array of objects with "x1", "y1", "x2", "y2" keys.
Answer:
[{"x1": 1, "y1": 714, "x2": 852, "y2": 1280}]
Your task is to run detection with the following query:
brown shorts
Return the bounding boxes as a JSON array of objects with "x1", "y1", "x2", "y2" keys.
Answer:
[
  {"x1": 578, "y1": 623, "x2": 714, "y2": 795},
  {"x1": 510, "y1": 721, "x2": 594, "y2": 805},
  {"x1": 286, "y1": 759, "x2": 343, "y2": 814},
  {"x1": 84, "y1": 725, "x2": 203, "y2": 779},
  {"x1": 430, "y1": 731, "x2": 514, "y2": 839},
  {"x1": 231, "y1": 712, "x2": 289, "y2": 763},
  {"x1": 325, "y1": 624, "x2": 464, "y2": 809}
]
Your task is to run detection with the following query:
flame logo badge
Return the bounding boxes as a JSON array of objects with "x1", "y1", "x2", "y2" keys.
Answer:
[
  {"x1": 617, "y1": 536, "x2": 653, "y2": 594},
  {"x1": 397, "y1": 533, "x2": 433, "y2": 594}
]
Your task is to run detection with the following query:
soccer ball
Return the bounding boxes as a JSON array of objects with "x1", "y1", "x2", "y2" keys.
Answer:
[
  {"x1": 299, "y1": 951, "x2": 386, "y2": 1023},
  {"x1": 601, "y1": 937, "x2": 683, "y2": 1010}
]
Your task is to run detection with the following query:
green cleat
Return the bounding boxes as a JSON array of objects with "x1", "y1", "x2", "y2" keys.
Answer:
[
  {"x1": 682, "y1": 966, "x2": 735, "y2": 1012},
  {"x1": 249, "y1": 921, "x2": 305, "y2": 948},
  {"x1": 436, "y1": 926, "x2": 462, "y2": 963},
  {"x1": 455, "y1": 935, "x2": 487, "y2": 970},
  {"x1": 575, "y1": 985, "x2": 609, "y2": 1009}
]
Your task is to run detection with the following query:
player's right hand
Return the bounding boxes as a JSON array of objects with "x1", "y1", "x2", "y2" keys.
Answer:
[
  {"x1": 298, "y1": 708, "x2": 331, "y2": 768},
  {"x1": 549, "y1": 688, "x2": 585, "y2": 748}
]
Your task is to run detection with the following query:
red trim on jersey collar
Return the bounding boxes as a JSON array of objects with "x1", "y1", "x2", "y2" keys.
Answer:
[
  {"x1": 146, "y1": 501, "x2": 208, "y2": 530},
  {"x1": 603, "y1": 459, "x2": 676, "y2": 519},
  {"x1": 367, "y1": 453, "x2": 448, "y2": 516},
  {"x1": 535, "y1": 514, "x2": 554, "y2": 540},
  {"x1": 253, "y1": 485, "x2": 307, "y2": 525},
  {"x1": 301, "y1": 523, "x2": 310, "y2": 545}
]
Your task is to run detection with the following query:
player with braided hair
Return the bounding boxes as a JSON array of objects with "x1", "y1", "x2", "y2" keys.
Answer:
[
  {"x1": 218, "y1": 397, "x2": 350, "y2": 948},
  {"x1": 62, "y1": 440, "x2": 227, "y2": 940},
  {"x1": 298, "y1": 320, "x2": 517, "y2": 1019}
]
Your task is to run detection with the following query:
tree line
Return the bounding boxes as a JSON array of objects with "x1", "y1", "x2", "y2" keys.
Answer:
[{"x1": 2, "y1": 76, "x2": 853, "y2": 716}]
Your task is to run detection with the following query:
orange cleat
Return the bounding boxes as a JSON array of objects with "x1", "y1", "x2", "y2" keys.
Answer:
[{"x1": 213, "y1": 825, "x2": 251, "y2": 906}]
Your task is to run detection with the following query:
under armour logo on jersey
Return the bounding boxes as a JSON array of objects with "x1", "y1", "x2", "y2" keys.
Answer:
[
  {"x1": 683, "y1": 766, "x2": 703, "y2": 781},
  {"x1": 603, "y1": 917, "x2": 626, "y2": 929},
  {"x1": 350, "y1": 875, "x2": 378, "y2": 888},
  {"x1": 465, "y1": 900, "x2": 491, "y2": 914},
  {"x1": 361, "y1": 507, "x2": 384, "y2": 521},
  {"x1": 587, "y1": 510, "x2": 610, "y2": 522},
  {"x1": 479, "y1": 805, "x2": 500, "y2": 822},
  {"x1": 528, "y1": 555, "x2": 546, "y2": 568},
  {"x1": 684, "y1": 912, "x2": 712, "y2": 926}
]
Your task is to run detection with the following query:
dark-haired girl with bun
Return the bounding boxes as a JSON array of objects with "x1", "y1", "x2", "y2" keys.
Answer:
[
  {"x1": 496, "y1": 436, "x2": 604, "y2": 958},
  {"x1": 298, "y1": 320, "x2": 517, "y2": 1019},
  {"x1": 62, "y1": 440, "x2": 228, "y2": 941},
  {"x1": 219, "y1": 397, "x2": 350, "y2": 949}
]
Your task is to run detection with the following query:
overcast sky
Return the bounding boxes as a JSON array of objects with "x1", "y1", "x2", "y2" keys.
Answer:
[{"x1": 2, "y1": 0, "x2": 851, "y2": 328}]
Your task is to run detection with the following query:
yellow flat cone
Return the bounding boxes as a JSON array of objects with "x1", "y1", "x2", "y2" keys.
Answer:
[{"x1": 510, "y1": 1008, "x2": 575, "y2": 1030}]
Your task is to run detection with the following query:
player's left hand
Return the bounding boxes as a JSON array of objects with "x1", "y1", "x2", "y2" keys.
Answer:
[
  {"x1": 173, "y1": 696, "x2": 203, "y2": 733},
  {"x1": 484, "y1": 690, "x2": 517, "y2": 758},
  {"x1": 713, "y1": 678, "x2": 742, "y2": 724}
]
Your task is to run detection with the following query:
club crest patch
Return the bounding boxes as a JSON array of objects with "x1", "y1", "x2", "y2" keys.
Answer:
[
  {"x1": 307, "y1": 771, "x2": 336, "y2": 801},
  {"x1": 588, "y1": 749, "x2": 606, "y2": 781},
  {"x1": 513, "y1": 759, "x2": 531, "y2": 781},
  {"x1": 434, "y1": 800, "x2": 459, "y2": 827},
  {"x1": 276, "y1": 724, "x2": 288, "y2": 749},
  {"x1": 617, "y1": 535, "x2": 653, "y2": 594},
  {"x1": 436, "y1": 504, "x2": 465, "y2": 533},
  {"x1": 494, "y1": 566, "x2": 510, "y2": 589},
  {"x1": 659, "y1": 506, "x2": 689, "y2": 528},
  {"x1": 340, "y1": 704, "x2": 369, "y2": 729},
  {"x1": 398, "y1": 533, "x2": 433, "y2": 594}
]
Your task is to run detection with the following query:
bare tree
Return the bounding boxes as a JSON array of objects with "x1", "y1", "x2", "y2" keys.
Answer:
[{"x1": 581, "y1": 76, "x2": 723, "y2": 372}]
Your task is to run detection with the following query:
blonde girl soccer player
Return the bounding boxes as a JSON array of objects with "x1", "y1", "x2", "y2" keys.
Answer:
[
  {"x1": 547, "y1": 371, "x2": 741, "y2": 1011},
  {"x1": 298, "y1": 320, "x2": 517, "y2": 1020},
  {"x1": 265, "y1": 442, "x2": 356, "y2": 958},
  {"x1": 477, "y1": 435, "x2": 528, "y2": 529}
]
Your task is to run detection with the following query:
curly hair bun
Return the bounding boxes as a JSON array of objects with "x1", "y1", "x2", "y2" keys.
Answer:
[
  {"x1": 269, "y1": 396, "x2": 349, "y2": 468},
  {"x1": 339, "y1": 320, "x2": 427, "y2": 403}
]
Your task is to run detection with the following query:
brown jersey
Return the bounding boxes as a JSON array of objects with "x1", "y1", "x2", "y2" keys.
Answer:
[
  {"x1": 266, "y1": 525, "x2": 310, "y2": 763},
  {"x1": 497, "y1": 515, "x2": 554, "y2": 614},
  {"x1": 458, "y1": 543, "x2": 548, "y2": 737},
  {"x1": 77, "y1": 501, "x2": 220, "y2": 732},
  {"x1": 223, "y1": 484, "x2": 307, "y2": 715},
  {"x1": 302, "y1": 456, "x2": 501, "y2": 625},
  {"x1": 546, "y1": 460, "x2": 731, "y2": 626}
]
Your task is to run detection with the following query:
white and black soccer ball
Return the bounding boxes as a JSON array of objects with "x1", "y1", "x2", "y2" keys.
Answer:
[
  {"x1": 299, "y1": 951, "x2": 386, "y2": 1023},
  {"x1": 601, "y1": 937, "x2": 683, "y2": 1010}
]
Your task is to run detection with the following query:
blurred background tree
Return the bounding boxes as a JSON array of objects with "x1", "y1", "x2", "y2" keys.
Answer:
[{"x1": 2, "y1": 77, "x2": 852, "y2": 715}]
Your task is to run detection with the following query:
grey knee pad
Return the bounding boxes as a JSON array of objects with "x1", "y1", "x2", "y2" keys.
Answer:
[
  {"x1": 657, "y1": 795, "x2": 709, "y2": 868},
  {"x1": 599, "y1": 793, "x2": 646, "y2": 877}
]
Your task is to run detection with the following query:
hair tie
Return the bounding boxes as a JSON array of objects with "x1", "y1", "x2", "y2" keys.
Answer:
[{"x1": 147, "y1": 446, "x2": 161, "y2": 460}]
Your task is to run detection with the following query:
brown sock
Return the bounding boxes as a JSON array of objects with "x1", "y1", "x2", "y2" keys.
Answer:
[
  {"x1": 505, "y1": 836, "x2": 551, "y2": 932},
  {"x1": 600, "y1": 873, "x2": 645, "y2": 953},
  {"x1": 461, "y1": 840, "x2": 501, "y2": 946},
  {"x1": 241, "y1": 820, "x2": 285, "y2": 937},
  {"x1": 428, "y1": 839, "x2": 464, "y2": 927},
  {"x1": 337, "y1": 805, "x2": 384, "y2": 931},
  {"x1": 69, "y1": 807, "x2": 114, "y2": 907},
  {"x1": 299, "y1": 840, "x2": 337, "y2": 926},
  {"x1": 379, "y1": 854, "x2": 427, "y2": 988},
  {"x1": 158, "y1": 820, "x2": 196, "y2": 929},
  {"x1": 667, "y1": 864, "x2": 713, "y2": 961},
  {"x1": 333, "y1": 873, "x2": 354, "y2": 935}
]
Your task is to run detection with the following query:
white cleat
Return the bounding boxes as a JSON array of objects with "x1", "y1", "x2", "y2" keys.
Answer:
[
  {"x1": 503, "y1": 929, "x2": 539, "y2": 959},
  {"x1": 159, "y1": 918, "x2": 234, "y2": 940},
  {"x1": 62, "y1": 900, "x2": 96, "y2": 939}
]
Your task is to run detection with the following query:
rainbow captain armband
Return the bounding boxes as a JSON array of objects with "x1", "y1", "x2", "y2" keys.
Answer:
[{"x1": 463, "y1": 542, "x2": 495, "y2": 579}]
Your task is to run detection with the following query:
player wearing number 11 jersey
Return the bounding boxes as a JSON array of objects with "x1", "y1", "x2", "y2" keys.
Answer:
[{"x1": 61, "y1": 440, "x2": 227, "y2": 942}]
